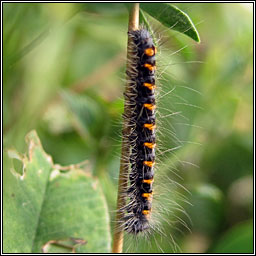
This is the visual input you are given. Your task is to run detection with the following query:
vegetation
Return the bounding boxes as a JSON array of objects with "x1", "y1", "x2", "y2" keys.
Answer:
[{"x1": 3, "y1": 3, "x2": 253, "y2": 253}]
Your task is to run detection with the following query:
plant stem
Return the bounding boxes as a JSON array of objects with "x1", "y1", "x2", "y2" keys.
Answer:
[{"x1": 112, "y1": 3, "x2": 139, "y2": 254}]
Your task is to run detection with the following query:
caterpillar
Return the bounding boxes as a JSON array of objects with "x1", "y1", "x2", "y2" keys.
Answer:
[
  {"x1": 118, "y1": 26, "x2": 199, "y2": 254},
  {"x1": 123, "y1": 28, "x2": 157, "y2": 234}
]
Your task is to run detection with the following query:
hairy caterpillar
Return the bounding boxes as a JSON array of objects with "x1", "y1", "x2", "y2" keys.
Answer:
[
  {"x1": 116, "y1": 23, "x2": 200, "y2": 253},
  {"x1": 123, "y1": 29, "x2": 157, "y2": 234}
]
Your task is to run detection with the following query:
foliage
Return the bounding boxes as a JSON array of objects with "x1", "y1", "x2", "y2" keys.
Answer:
[
  {"x1": 3, "y1": 131, "x2": 110, "y2": 253},
  {"x1": 140, "y1": 3, "x2": 200, "y2": 42},
  {"x1": 3, "y1": 3, "x2": 253, "y2": 253}
]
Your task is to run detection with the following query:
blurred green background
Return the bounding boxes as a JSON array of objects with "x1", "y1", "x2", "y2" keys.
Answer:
[{"x1": 3, "y1": 3, "x2": 253, "y2": 253}]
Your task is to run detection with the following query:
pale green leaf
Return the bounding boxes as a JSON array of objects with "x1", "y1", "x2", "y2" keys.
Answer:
[{"x1": 3, "y1": 130, "x2": 111, "y2": 253}]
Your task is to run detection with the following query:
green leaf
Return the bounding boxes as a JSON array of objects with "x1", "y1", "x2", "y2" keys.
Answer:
[
  {"x1": 140, "y1": 3, "x2": 200, "y2": 42},
  {"x1": 209, "y1": 220, "x2": 253, "y2": 253},
  {"x1": 3, "y1": 130, "x2": 111, "y2": 253}
]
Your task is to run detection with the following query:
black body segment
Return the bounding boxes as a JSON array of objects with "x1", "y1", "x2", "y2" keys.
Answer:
[{"x1": 124, "y1": 29, "x2": 156, "y2": 234}]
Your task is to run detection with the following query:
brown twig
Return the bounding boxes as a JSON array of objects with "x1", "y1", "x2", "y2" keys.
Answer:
[{"x1": 112, "y1": 3, "x2": 139, "y2": 254}]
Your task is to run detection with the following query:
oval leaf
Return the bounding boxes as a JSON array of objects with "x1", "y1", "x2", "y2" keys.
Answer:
[{"x1": 140, "y1": 3, "x2": 200, "y2": 42}]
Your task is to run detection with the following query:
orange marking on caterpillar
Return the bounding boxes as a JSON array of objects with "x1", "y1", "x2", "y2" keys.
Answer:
[
  {"x1": 142, "y1": 192, "x2": 153, "y2": 200},
  {"x1": 142, "y1": 210, "x2": 151, "y2": 215},
  {"x1": 142, "y1": 178, "x2": 154, "y2": 184},
  {"x1": 143, "y1": 103, "x2": 156, "y2": 111},
  {"x1": 143, "y1": 161, "x2": 155, "y2": 168},
  {"x1": 143, "y1": 83, "x2": 156, "y2": 90},
  {"x1": 143, "y1": 123, "x2": 156, "y2": 131},
  {"x1": 144, "y1": 47, "x2": 155, "y2": 57},
  {"x1": 143, "y1": 142, "x2": 156, "y2": 149},
  {"x1": 144, "y1": 63, "x2": 156, "y2": 72}
]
